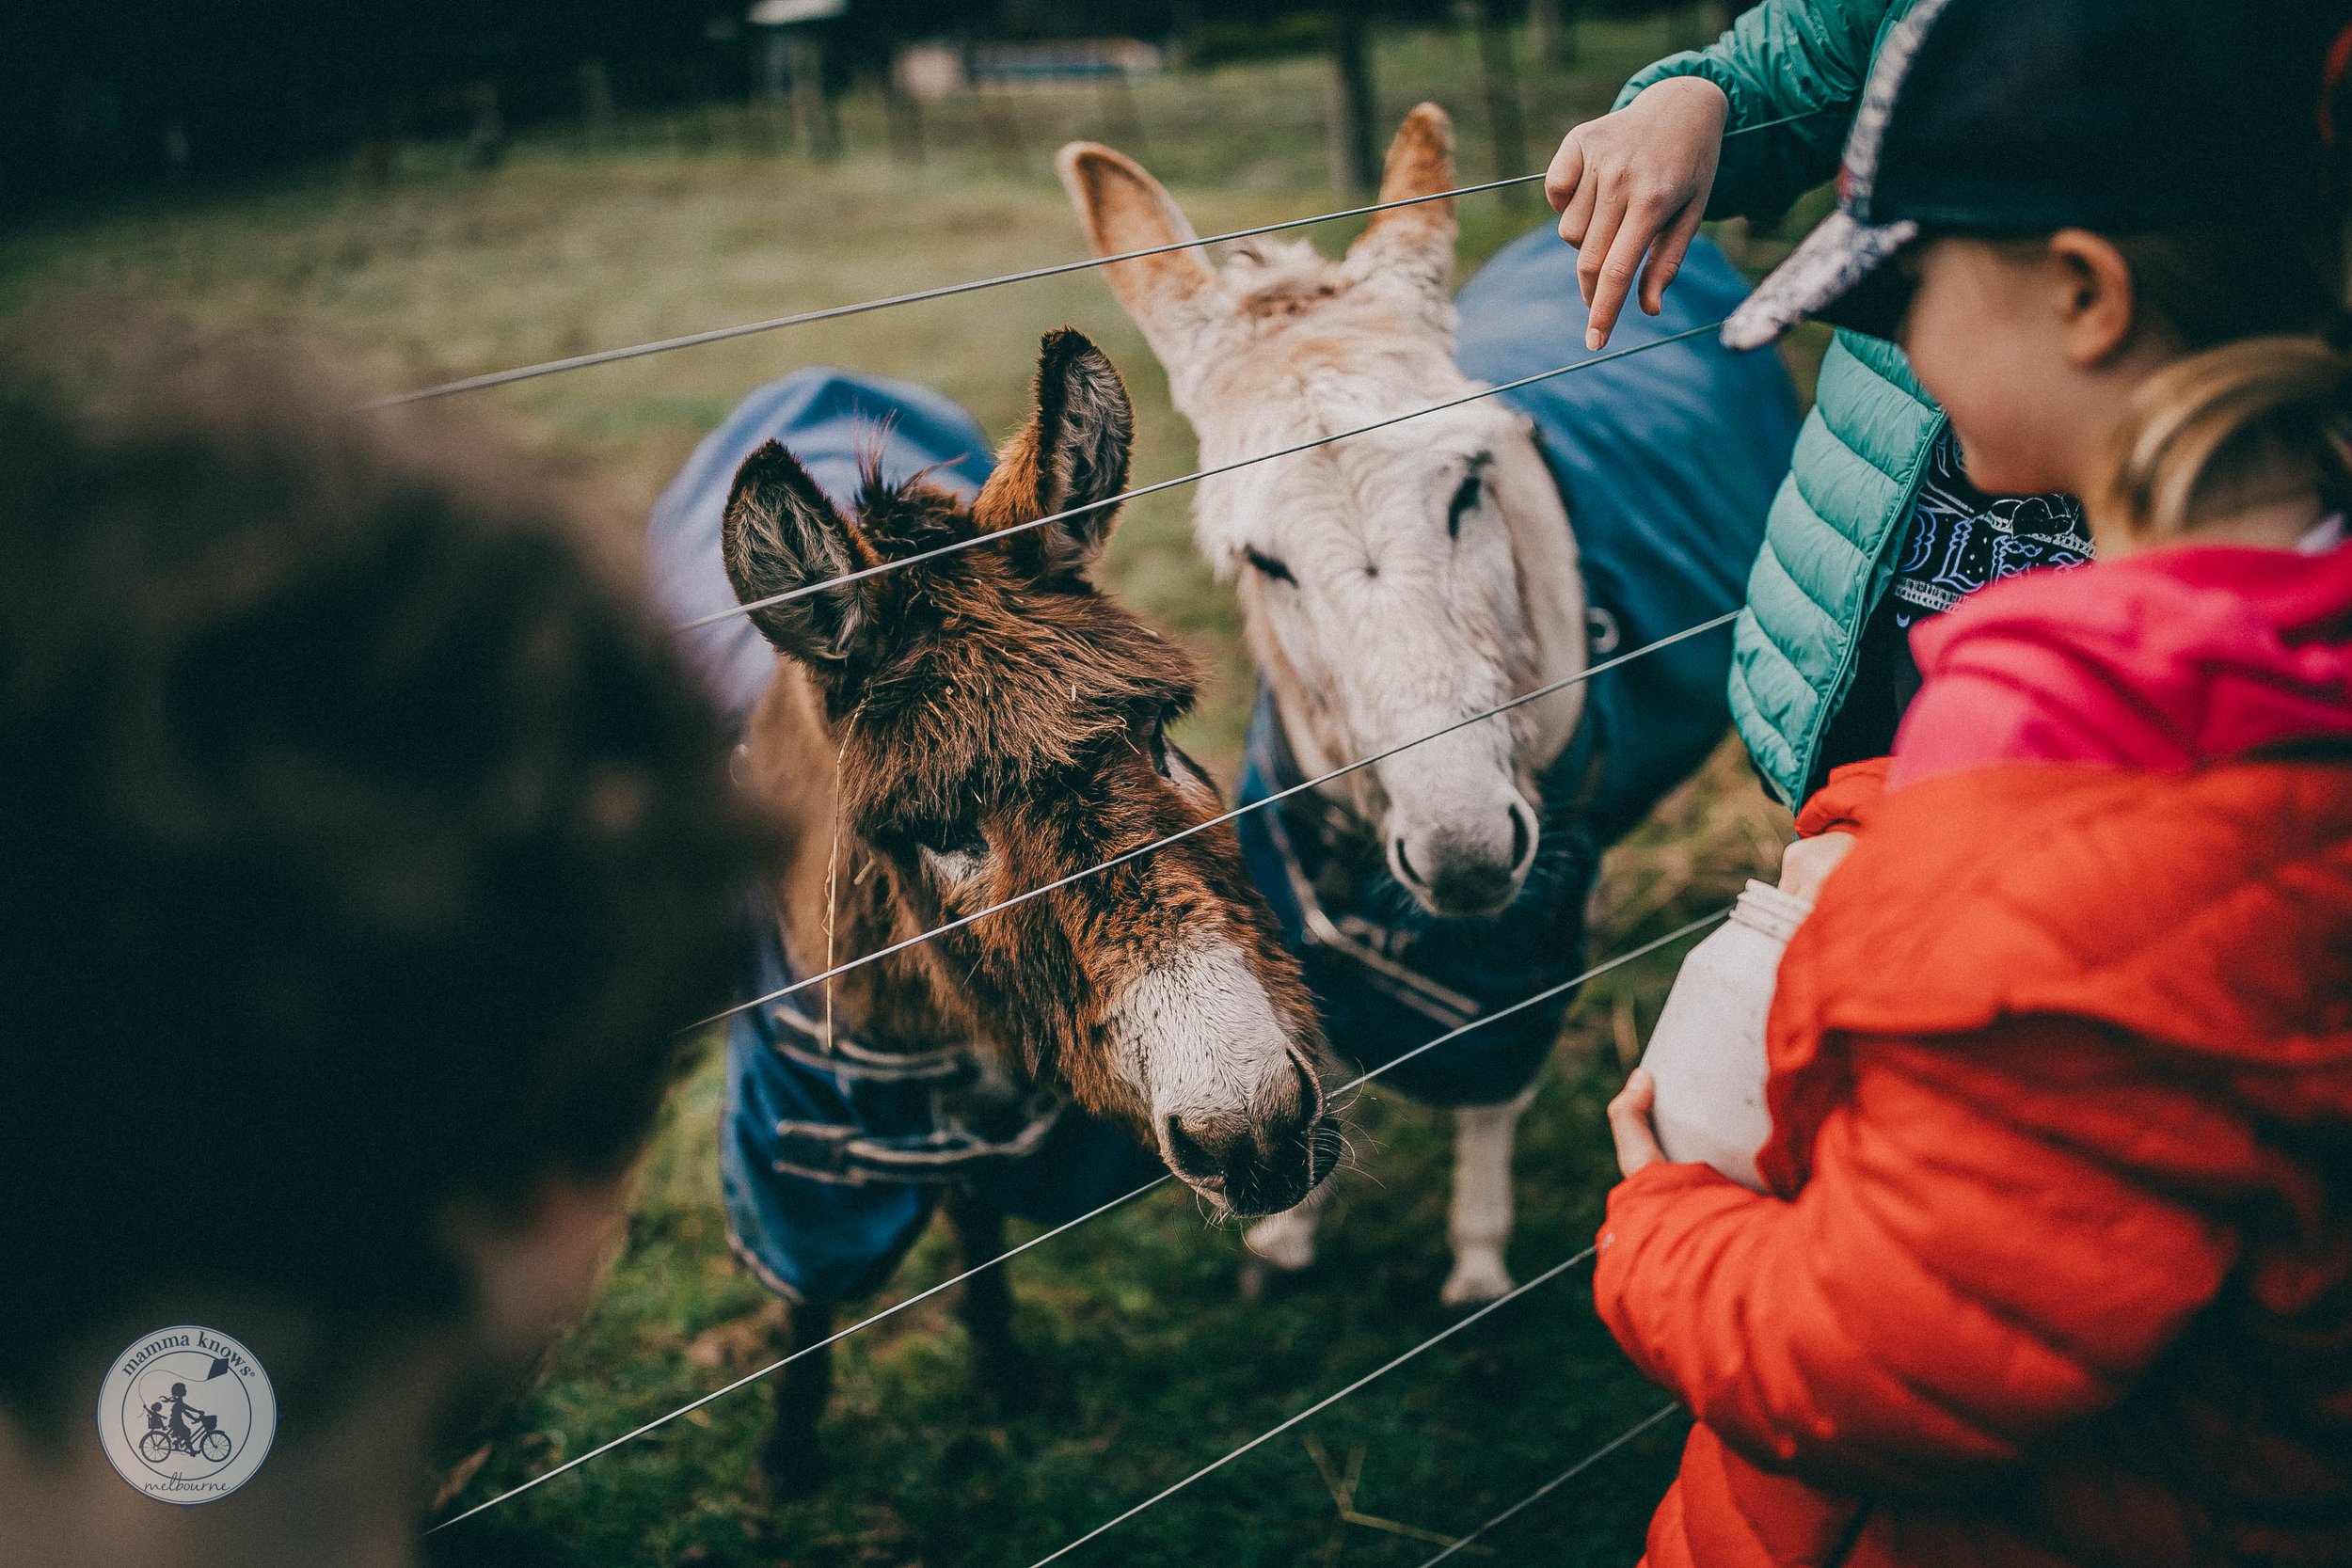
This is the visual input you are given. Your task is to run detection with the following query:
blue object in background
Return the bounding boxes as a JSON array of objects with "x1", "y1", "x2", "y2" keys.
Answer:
[
  {"x1": 647, "y1": 367, "x2": 1160, "y2": 1305},
  {"x1": 647, "y1": 367, "x2": 996, "y2": 733},
  {"x1": 1456, "y1": 228, "x2": 1800, "y2": 845}
]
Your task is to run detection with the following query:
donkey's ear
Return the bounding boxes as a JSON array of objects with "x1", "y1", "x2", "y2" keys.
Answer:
[
  {"x1": 1345, "y1": 103, "x2": 1457, "y2": 302},
  {"x1": 974, "y1": 328, "x2": 1134, "y2": 578},
  {"x1": 1057, "y1": 142, "x2": 1234, "y2": 373},
  {"x1": 721, "y1": 441, "x2": 870, "y2": 666}
]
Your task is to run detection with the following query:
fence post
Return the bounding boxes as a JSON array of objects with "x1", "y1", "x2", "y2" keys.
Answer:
[
  {"x1": 1326, "y1": 6, "x2": 1378, "y2": 196},
  {"x1": 787, "y1": 31, "x2": 839, "y2": 160},
  {"x1": 883, "y1": 78, "x2": 925, "y2": 166},
  {"x1": 1529, "y1": 0, "x2": 1564, "y2": 66},
  {"x1": 1470, "y1": 1, "x2": 1529, "y2": 205},
  {"x1": 580, "y1": 58, "x2": 618, "y2": 140}
]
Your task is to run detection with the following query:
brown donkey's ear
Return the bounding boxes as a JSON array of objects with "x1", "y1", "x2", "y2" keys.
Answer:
[
  {"x1": 1057, "y1": 142, "x2": 1235, "y2": 377},
  {"x1": 1345, "y1": 103, "x2": 1457, "y2": 301},
  {"x1": 974, "y1": 328, "x2": 1135, "y2": 578},
  {"x1": 721, "y1": 440, "x2": 872, "y2": 667}
]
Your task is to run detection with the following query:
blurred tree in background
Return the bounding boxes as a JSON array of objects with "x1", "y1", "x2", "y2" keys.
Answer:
[{"x1": 0, "y1": 1, "x2": 1737, "y2": 213}]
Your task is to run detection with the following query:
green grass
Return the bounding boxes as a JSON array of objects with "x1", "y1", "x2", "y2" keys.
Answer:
[{"x1": 6, "y1": 17, "x2": 1813, "y2": 1566}]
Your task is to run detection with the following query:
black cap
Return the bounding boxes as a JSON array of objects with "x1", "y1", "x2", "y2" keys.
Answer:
[{"x1": 1724, "y1": 0, "x2": 2352, "y2": 350}]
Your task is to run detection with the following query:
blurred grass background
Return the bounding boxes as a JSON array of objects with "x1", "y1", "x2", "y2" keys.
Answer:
[{"x1": 4, "y1": 15, "x2": 1830, "y2": 1566}]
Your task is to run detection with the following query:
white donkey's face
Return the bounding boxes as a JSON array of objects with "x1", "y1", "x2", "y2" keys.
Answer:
[{"x1": 1060, "y1": 106, "x2": 1588, "y2": 917}]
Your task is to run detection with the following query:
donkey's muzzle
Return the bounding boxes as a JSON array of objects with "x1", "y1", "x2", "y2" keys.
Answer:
[
  {"x1": 1389, "y1": 793, "x2": 1539, "y2": 919},
  {"x1": 1162, "y1": 1052, "x2": 1331, "y2": 1217}
]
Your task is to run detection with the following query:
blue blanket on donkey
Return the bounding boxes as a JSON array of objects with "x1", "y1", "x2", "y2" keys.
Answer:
[
  {"x1": 1235, "y1": 230, "x2": 1799, "y2": 1106},
  {"x1": 646, "y1": 370, "x2": 1162, "y2": 1304}
]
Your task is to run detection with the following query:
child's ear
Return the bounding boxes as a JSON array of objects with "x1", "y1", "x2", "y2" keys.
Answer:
[{"x1": 2049, "y1": 229, "x2": 2141, "y2": 368}]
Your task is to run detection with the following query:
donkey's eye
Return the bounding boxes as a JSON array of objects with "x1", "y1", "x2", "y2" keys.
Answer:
[
  {"x1": 1447, "y1": 472, "x2": 1484, "y2": 539},
  {"x1": 1129, "y1": 715, "x2": 1184, "y2": 783},
  {"x1": 1243, "y1": 546, "x2": 1295, "y2": 584},
  {"x1": 912, "y1": 823, "x2": 988, "y2": 874}
]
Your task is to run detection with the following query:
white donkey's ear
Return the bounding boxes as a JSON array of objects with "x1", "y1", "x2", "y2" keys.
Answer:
[
  {"x1": 1345, "y1": 103, "x2": 1457, "y2": 309},
  {"x1": 1057, "y1": 141, "x2": 1235, "y2": 386}
]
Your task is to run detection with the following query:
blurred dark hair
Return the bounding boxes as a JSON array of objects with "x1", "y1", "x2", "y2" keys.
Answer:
[{"x1": 0, "y1": 353, "x2": 755, "y2": 1433}]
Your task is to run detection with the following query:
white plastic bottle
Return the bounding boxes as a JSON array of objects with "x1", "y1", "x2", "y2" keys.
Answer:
[{"x1": 1637, "y1": 879, "x2": 1814, "y2": 1193}]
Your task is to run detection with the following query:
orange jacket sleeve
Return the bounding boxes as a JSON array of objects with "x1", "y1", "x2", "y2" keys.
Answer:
[
  {"x1": 1792, "y1": 757, "x2": 1890, "y2": 839},
  {"x1": 1594, "y1": 1017, "x2": 2244, "y2": 1496}
]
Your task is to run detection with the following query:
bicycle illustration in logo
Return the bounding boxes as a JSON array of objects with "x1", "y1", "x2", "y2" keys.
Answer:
[
  {"x1": 138, "y1": 1383, "x2": 233, "y2": 1465},
  {"x1": 99, "y1": 1325, "x2": 277, "y2": 1504}
]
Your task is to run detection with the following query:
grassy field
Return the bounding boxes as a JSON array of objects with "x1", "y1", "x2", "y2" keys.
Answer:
[{"x1": 6, "y1": 17, "x2": 1816, "y2": 1567}]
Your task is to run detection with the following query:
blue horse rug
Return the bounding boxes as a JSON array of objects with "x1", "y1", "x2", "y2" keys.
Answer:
[
  {"x1": 646, "y1": 369, "x2": 1162, "y2": 1304},
  {"x1": 1235, "y1": 230, "x2": 1800, "y2": 1106}
]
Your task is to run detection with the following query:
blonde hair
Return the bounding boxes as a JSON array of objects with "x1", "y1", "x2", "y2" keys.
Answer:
[{"x1": 2091, "y1": 335, "x2": 2352, "y2": 548}]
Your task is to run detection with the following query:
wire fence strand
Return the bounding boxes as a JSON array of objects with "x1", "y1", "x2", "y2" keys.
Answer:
[
  {"x1": 683, "y1": 320, "x2": 1724, "y2": 633},
  {"x1": 1024, "y1": 1245, "x2": 1599, "y2": 1568},
  {"x1": 693, "y1": 610, "x2": 1735, "y2": 1032},
  {"x1": 373, "y1": 108, "x2": 1827, "y2": 409},
  {"x1": 432, "y1": 912, "x2": 1722, "y2": 1531},
  {"x1": 1414, "y1": 1402, "x2": 1686, "y2": 1568}
]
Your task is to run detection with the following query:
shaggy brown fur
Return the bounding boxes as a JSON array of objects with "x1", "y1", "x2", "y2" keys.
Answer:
[
  {"x1": 724, "y1": 331, "x2": 1324, "y2": 1129},
  {"x1": 720, "y1": 330, "x2": 1332, "y2": 1497}
]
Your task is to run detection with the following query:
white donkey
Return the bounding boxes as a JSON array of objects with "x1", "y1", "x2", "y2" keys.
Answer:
[
  {"x1": 1058, "y1": 103, "x2": 1794, "y2": 1304},
  {"x1": 1060, "y1": 107, "x2": 1590, "y2": 1306}
]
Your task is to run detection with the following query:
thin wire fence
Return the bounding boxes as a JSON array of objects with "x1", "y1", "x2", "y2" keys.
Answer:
[
  {"x1": 414, "y1": 98, "x2": 1801, "y2": 1549},
  {"x1": 1414, "y1": 1403, "x2": 1686, "y2": 1568},
  {"x1": 1025, "y1": 1245, "x2": 1598, "y2": 1568},
  {"x1": 374, "y1": 108, "x2": 1827, "y2": 409},
  {"x1": 696, "y1": 611, "x2": 1735, "y2": 1032},
  {"x1": 431, "y1": 909, "x2": 1725, "y2": 1532},
  {"x1": 689, "y1": 323, "x2": 1722, "y2": 634}
]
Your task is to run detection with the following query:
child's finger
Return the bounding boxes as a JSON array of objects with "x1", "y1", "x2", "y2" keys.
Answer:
[
  {"x1": 1609, "y1": 1067, "x2": 1657, "y2": 1120},
  {"x1": 1607, "y1": 1069, "x2": 1664, "y2": 1177},
  {"x1": 1544, "y1": 132, "x2": 1587, "y2": 217},
  {"x1": 1577, "y1": 186, "x2": 1632, "y2": 322},
  {"x1": 1586, "y1": 198, "x2": 1661, "y2": 348},
  {"x1": 1557, "y1": 154, "x2": 1605, "y2": 252},
  {"x1": 1639, "y1": 199, "x2": 1708, "y2": 318}
]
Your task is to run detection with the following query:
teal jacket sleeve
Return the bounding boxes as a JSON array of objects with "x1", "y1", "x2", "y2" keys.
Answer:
[{"x1": 1612, "y1": 0, "x2": 1907, "y2": 223}]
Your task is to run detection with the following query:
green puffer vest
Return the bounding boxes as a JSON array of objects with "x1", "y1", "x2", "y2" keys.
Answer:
[{"x1": 1616, "y1": 0, "x2": 1945, "y2": 807}]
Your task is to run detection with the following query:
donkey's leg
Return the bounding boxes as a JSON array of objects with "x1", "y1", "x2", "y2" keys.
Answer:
[
  {"x1": 1240, "y1": 1178, "x2": 1334, "y2": 1295},
  {"x1": 755, "y1": 1299, "x2": 835, "y2": 1500},
  {"x1": 944, "y1": 1187, "x2": 1035, "y2": 1404},
  {"x1": 1439, "y1": 1089, "x2": 1535, "y2": 1307}
]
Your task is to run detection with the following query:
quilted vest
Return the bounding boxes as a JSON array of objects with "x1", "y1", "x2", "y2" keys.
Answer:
[
  {"x1": 1730, "y1": 332, "x2": 1943, "y2": 806},
  {"x1": 1617, "y1": 0, "x2": 1946, "y2": 806}
]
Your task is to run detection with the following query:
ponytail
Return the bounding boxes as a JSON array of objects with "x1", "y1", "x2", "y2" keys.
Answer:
[
  {"x1": 2090, "y1": 20, "x2": 2352, "y2": 549},
  {"x1": 2091, "y1": 336, "x2": 2352, "y2": 548}
]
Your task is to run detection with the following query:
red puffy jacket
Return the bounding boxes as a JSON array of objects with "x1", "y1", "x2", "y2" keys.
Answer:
[{"x1": 1595, "y1": 758, "x2": 2352, "y2": 1568}]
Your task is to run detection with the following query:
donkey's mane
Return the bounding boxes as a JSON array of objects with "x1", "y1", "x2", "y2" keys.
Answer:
[
  {"x1": 1224, "y1": 238, "x2": 1357, "y2": 322},
  {"x1": 827, "y1": 467, "x2": 1198, "y2": 834}
]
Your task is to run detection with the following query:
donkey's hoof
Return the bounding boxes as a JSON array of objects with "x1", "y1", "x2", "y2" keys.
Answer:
[
  {"x1": 1439, "y1": 1253, "x2": 1515, "y2": 1307},
  {"x1": 1243, "y1": 1215, "x2": 1318, "y2": 1275}
]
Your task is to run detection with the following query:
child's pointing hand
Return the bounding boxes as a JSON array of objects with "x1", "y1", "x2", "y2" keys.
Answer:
[{"x1": 1545, "y1": 77, "x2": 1730, "y2": 351}]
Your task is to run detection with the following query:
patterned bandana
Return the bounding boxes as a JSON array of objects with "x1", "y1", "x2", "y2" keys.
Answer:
[{"x1": 1888, "y1": 427, "x2": 2090, "y2": 627}]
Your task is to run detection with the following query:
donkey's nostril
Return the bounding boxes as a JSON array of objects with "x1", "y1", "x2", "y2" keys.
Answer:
[
  {"x1": 1288, "y1": 1050, "x2": 1326, "y2": 1123},
  {"x1": 1393, "y1": 837, "x2": 1425, "y2": 892},
  {"x1": 1506, "y1": 800, "x2": 1535, "y2": 873},
  {"x1": 1164, "y1": 1114, "x2": 1229, "y2": 1182}
]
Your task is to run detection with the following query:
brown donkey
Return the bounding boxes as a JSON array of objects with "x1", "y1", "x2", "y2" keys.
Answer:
[{"x1": 719, "y1": 329, "x2": 1335, "y2": 1493}]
